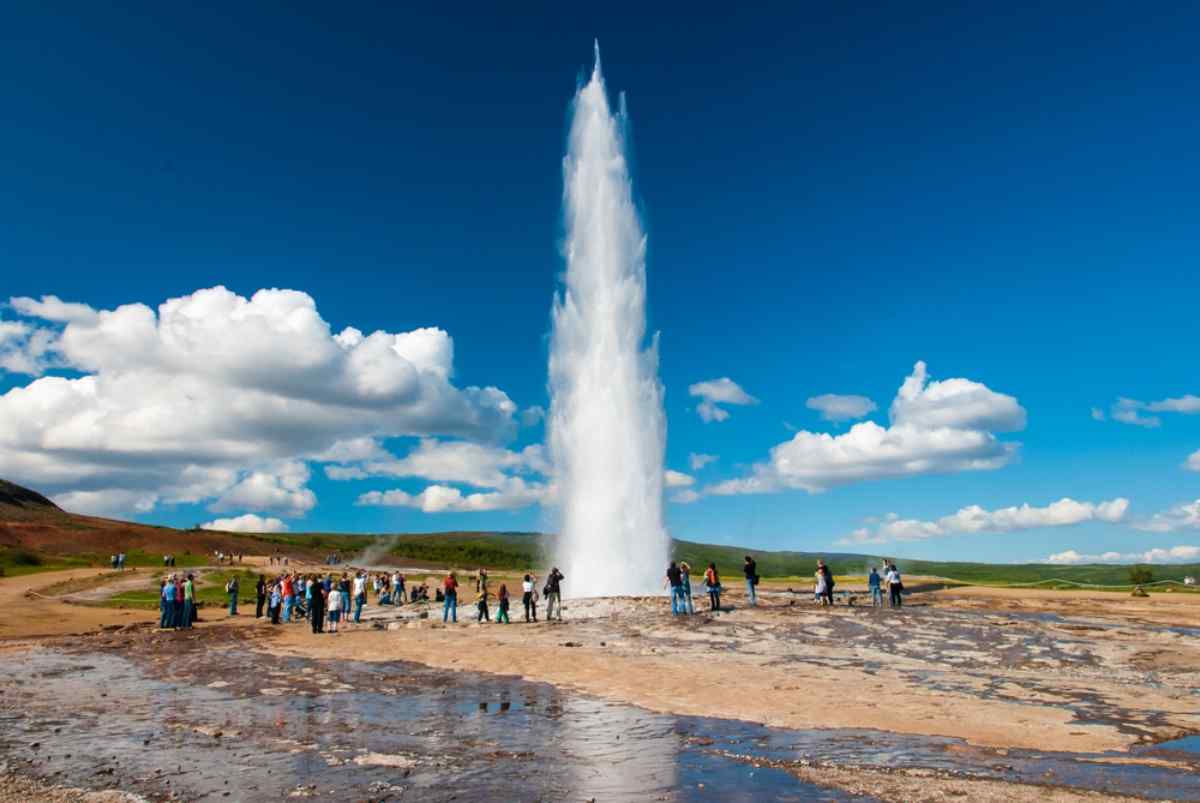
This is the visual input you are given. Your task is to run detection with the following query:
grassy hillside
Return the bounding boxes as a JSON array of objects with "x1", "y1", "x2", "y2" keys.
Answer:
[{"x1": 1, "y1": 478, "x2": 1196, "y2": 588}]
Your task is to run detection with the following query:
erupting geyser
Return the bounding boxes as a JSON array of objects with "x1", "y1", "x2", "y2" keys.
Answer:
[{"x1": 549, "y1": 44, "x2": 669, "y2": 597}]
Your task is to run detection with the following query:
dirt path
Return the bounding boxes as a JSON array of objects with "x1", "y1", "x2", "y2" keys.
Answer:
[{"x1": 0, "y1": 569, "x2": 155, "y2": 640}]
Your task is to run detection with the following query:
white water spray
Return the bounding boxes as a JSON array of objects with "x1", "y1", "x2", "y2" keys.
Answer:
[{"x1": 549, "y1": 45, "x2": 669, "y2": 597}]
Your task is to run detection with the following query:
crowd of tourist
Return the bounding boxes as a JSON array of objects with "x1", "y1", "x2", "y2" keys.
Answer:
[{"x1": 156, "y1": 552, "x2": 910, "y2": 633}]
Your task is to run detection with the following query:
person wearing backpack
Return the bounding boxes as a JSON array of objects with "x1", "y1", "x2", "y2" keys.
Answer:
[
  {"x1": 226, "y1": 575, "x2": 239, "y2": 616},
  {"x1": 704, "y1": 563, "x2": 721, "y2": 612},
  {"x1": 743, "y1": 556, "x2": 759, "y2": 607}
]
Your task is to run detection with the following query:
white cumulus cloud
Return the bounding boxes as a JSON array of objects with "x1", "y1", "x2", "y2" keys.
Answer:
[
  {"x1": 664, "y1": 469, "x2": 694, "y2": 487},
  {"x1": 357, "y1": 477, "x2": 549, "y2": 513},
  {"x1": 0, "y1": 286, "x2": 518, "y2": 518},
  {"x1": 1104, "y1": 394, "x2": 1200, "y2": 428},
  {"x1": 210, "y1": 461, "x2": 316, "y2": 517},
  {"x1": 1186, "y1": 450, "x2": 1200, "y2": 472},
  {"x1": 1047, "y1": 545, "x2": 1200, "y2": 565},
  {"x1": 1135, "y1": 499, "x2": 1200, "y2": 533},
  {"x1": 806, "y1": 393, "x2": 877, "y2": 423},
  {"x1": 688, "y1": 377, "x2": 757, "y2": 422},
  {"x1": 706, "y1": 361, "x2": 1025, "y2": 497},
  {"x1": 837, "y1": 497, "x2": 1129, "y2": 545},
  {"x1": 201, "y1": 514, "x2": 289, "y2": 533}
]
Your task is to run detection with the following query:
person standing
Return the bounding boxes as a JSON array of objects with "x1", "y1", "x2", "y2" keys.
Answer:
[
  {"x1": 666, "y1": 562, "x2": 685, "y2": 615},
  {"x1": 352, "y1": 571, "x2": 367, "y2": 624},
  {"x1": 496, "y1": 584, "x2": 510, "y2": 623},
  {"x1": 442, "y1": 571, "x2": 459, "y2": 623},
  {"x1": 476, "y1": 584, "x2": 490, "y2": 623},
  {"x1": 269, "y1": 582, "x2": 282, "y2": 624},
  {"x1": 281, "y1": 574, "x2": 295, "y2": 623},
  {"x1": 338, "y1": 574, "x2": 351, "y2": 623},
  {"x1": 680, "y1": 562, "x2": 695, "y2": 615},
  {"x1": 181, "y1": 574, "x2": 196, "y2": 629},
  {"x1": 704, "y1": 563, "x2": 721, "y2": 612},
  {"x1": 868, "y1": 567, "x2": 883, "y2": 608},
  {"x1": 886, "y1": 562, "x2": 903, "y2": 608},
  {"x1": 545, "y1": 567, "x2": 564, "y2": 621},
  {"x1": 743, "y1": 556, "x2": 759, "y2": 607},
  {"x1": 172, "y1": 575, "x2": 185, "y2": 629},
  {"x1": 160, "y1": 576, "x2": 174, "y2": 628},
  {"x1": 326, "y1": 582, "x2": 341, "y2": 633},
  {"x1": 521, "y1": 574, "x2": 537, "y2": 622},
  {"x1": 255, "y1": 575, "x2": 266, "y2": 618},
  {"x1": 309, "y1": 576, "x2": 326, "y2": 634},
  {"x1": 814, "y1": 565, "x2": 827, "y2": 605},
  {"x1": 820, "y1": 561, "x2": 835, "y2": 606},
  {"x1": 227, "y1": 575, "x2": 239, "y2": 616}
]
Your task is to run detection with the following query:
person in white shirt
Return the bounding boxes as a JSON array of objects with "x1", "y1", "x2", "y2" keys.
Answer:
[
  {"x1": 326, "y1": 584, "x2": 342, "y2": 632},
  {"x1": 521, "y1": 574, "x2": 538, "y2": 622},
  {"x1": 352, "y1": 572, "x2": 367, "y2": 623},
  {"x1": 885, "y1": 563, "x2": 903, "y2": 608}
]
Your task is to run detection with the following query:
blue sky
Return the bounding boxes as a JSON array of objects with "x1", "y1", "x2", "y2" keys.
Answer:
[{"x1": 1, "y1": 3, "x2": 1198, "y2": 563}]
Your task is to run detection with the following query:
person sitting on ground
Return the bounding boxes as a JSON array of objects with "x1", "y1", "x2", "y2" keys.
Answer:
[
  {"x1": 704, "y1": 562, "x2": 721, "y2": 612},
  {"x1": 496, "y1": 584, "x2": 510, "y2": 623}
]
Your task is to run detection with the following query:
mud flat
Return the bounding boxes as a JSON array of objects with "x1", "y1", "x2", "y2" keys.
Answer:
[{"x1": 0, "y1": 575, "x2": 1197, "y2": 801}]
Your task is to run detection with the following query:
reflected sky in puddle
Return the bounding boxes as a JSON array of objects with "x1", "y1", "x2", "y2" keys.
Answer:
[{"x1": 0, "y1": 647, "x2": 1197, "y2": 802}]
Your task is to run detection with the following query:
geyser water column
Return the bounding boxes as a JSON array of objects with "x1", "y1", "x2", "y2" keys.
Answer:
[{"x1": 548, "y1": 45, "x2": 669, "y2": 597}]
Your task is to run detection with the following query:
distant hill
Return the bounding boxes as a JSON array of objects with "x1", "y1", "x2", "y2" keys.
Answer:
[
  {"x1": 1, "y1": 477, "x2": 1197, "y2": 586},
  {"x1": 0, "y1": 479, "x2": 61, "y2": 513}
]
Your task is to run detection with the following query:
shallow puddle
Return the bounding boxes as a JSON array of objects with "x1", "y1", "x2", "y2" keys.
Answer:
[{"x1": 0, "y1": 645, "x2": 1197, "y2": 801}]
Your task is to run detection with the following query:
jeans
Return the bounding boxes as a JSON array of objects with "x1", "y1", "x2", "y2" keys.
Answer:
[
  {"x1": 172, "y1": 600, "x2": 184, "y2": 628},
  {"x1": 255, "y1": 595, "x2": 265, "y2": 618},
  {"x1": 683, "y1": 584, "x2": 694, "y2": 614},
  {"x1": 228, "y1": 593, "x2": 238, "y2": 615},
  {"x1": 522, "y1": 592, "x2": 535, "y2": 621},
  {"x1": 182, "y1": 600, "x2": 194, "y2": 629},
  {"x1": 889, "y1": 586, "x2": 903, "y2": 607},
  {"x1": 477, "y1": 601, "x2": 489, "y2": 622},
  {"x1": 546, "y1": 591, "x2": 562, "y2": 621},
  {"x1": 708, "y1": 588, "x2": 721, "y2": 611},
  {"x1": 670, "y1": 586, "x2": 687, "y2": 615},
  {"x1": 871, "y1": 587, "x2": 883, "y2": 607},
  {"x1": 159, "y1": 598, "x2": 170, "y2": 628},
  {"x1": 353, "y1": 594, "x2": 365, "y2": 623},
  {"x1": 443, "y1": 591, "x2": 457, "y2": 623},
  {"x1": 745, "y1": 578, "x2": 757, "y2": 606}
]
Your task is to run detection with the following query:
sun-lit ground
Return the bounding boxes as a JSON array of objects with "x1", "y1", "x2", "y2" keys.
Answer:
[{"x1": 1, "y1": 565, "x2": 1198, "y2": 801}]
